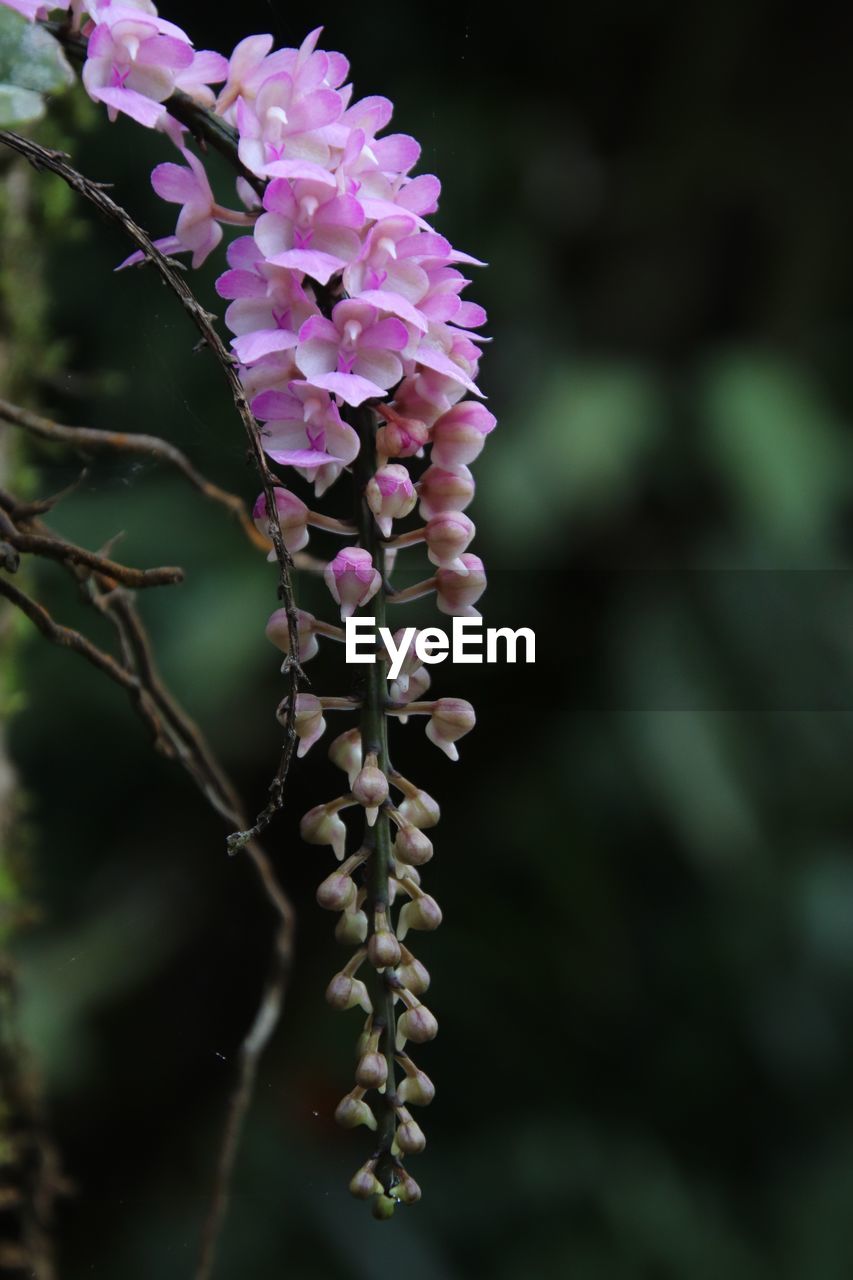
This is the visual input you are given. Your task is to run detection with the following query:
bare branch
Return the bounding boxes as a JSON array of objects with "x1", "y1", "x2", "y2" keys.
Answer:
[
  {"x1": 0, "y1": 396, "x2": 268, "y2": 552},
  {"x1": 0, "y1": 508, "x2": 183, "y2": 588},
  {"x1": 0, "y1": 129, "x2": 302, "y2": 842}
]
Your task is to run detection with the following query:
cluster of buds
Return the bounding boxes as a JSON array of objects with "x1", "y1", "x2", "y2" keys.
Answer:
[{"x1": 9, "y1": 0, "x2": 495, "y2": 1211}]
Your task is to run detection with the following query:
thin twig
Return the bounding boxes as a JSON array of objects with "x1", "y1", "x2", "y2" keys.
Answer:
[
  {"x1": 0, "y1": 396, "x2": 268, "y2": 551},
  {"x1": 2, "y1": 563, "x2": 295, "y2": 1280},
  {"x1": 0, "y1": 506, "x2": 183, "y2": 588},
  {"x1": 0, "y1": 129, "x2": 301, "y2": 845}
]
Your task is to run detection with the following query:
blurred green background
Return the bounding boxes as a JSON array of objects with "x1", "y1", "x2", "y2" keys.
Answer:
[{"x1": 6, "y1": 2, "x2": 853, "y2": 1276}]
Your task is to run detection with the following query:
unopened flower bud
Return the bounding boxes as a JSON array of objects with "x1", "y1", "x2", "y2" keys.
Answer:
[
  {"x1": 395, "y1": 952, "x2": 430, "y2": 996},
  {"x1": 425, "y1": 697, "x2": 476, "y2": 761},
  {"x1": 376, "y1": 411, "x2": 429, "y2": 460},
  {"x1": 392, "y1": 824, "x2": 433, "y2": 866},
  {"x1": 436, "y1": 554, "x2": 486, "y2": 617},
  {"x1": 352, "y1": 759, "x2": 389, "y2": 825},
  {"x1": 336, "y1": 906, "x2": 368, "y2": 944},
  {"x1": 277, "y1": 692, "x2": 326, "y2": 757},
  {"x1": 395, "y1": 1172, "x2": 422, "y2": 1204},
  {"x1": 397, "y1": 1065, "x2": 435, "y2": 1107},
  {"x1": 324, "y1": 547, "x2": 381, "y2": 619},
  {"x1": 300, "y1": 801, "x2": 348, "y2": 860},
  {"x1": 430, "y1": 402, "x2": 496, "y2": 470},
  {"x1": 326, "y1": 973, "x2": 372, "y2": 1013},
  {"x1": 349, "y1": 1162, "x2": 383, "y2": 1200},
  {"x1": 398, "y1": 788, "x2": 440, "y2": 829},
  {"x1": 398, "y1": 893, "x2": 442, "y2": 939},
  {"x1": 355, "y1": 1050, "x2": 388, "y2": 1089},
  {"x1": 383, "y1": 629, "x2": 423, "y2": 696},
  {"x1": 424, "y1": 510, "x2": 475, "y2": 572},
  {"x1": 368, "y1": 926, "x2": 402, "y2": 970},
  {"x1": 335, "y1": 1088, "x2": 377, "y2": 1130},
  {"x1": 265, "y1": 607, "x2": 319, "y2": 665},
  {"x1": 253, "y1": 488, "x2": 309, "y2": 556},
  {"x1": 366, "y1": 464, "x2": 417, "y2": 537},
  {"x1": 316, "y1": 869, "x2": 357, "y2": 912},
  {"x1": 372, "y1": 1193, "x2": 396, "y2": 1220},
  {"x1": 418, "y1": 464, "x2": 475, "y2": 518},
  {"x1": 396, "y1": 1004, "x2": 438, "y2": 1047},
  {"x1": 395, "y1": 1109, "x2": 426, "y2": 1154},
  {"x1": 329, "y1": 728, "x2": 362, "y2": 785}
]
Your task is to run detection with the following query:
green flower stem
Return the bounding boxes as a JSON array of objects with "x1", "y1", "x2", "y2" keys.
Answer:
[{"x1": 351, "y1": 403, "x2": 399, "y2": 1187}]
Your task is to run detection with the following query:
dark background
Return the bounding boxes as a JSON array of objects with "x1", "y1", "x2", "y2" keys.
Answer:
[{"x1": 9, "y1": 2, "x2": 853, "y2": 1276}]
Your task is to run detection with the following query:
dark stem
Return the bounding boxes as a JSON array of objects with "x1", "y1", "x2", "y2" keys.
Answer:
[{"x1": 351, "y1": 404, "x2": 399, "y2": 1187}]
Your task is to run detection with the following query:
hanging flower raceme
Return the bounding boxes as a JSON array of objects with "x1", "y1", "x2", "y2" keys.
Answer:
[{"x1": 8, "y1": 0, "x2": 496, "y2": 1216}]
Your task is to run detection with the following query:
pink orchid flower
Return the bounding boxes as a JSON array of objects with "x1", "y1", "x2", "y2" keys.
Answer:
[
  {"x1": 295, "y1": 299, "x2": 410, "y2": 407},
  {"x1": 82, "y1": 10, "x2": 195, "y2": 127},
  {"x1": 252, "y1": 383, "x2": 359, "y2": 495},
  {"x1": 217, "y1": 238, "x2": 318, "y2": 365},
  {"x1": 218, "y1": 28, "x2": 348, "y2": 119},
  {"x1": 236, "y1": 70, "x2": 343, "y2": 181},
  {"x1": 253, "y1": 178, "x2": 364, "y2": 286}
]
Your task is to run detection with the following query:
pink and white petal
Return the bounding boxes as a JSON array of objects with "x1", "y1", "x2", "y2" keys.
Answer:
[
  {"x1": 360, "y1": 317, "x2": 409, "y2": 351},
  {"x1": 448, "y1": 248, "x2": 488, "y2": 267},
  {"x1": 304, "y1": 371, "x2": 386, "y2": 406},
  {"x1": 420, "y1": 293, "x2": 462, "y2": 324},
  {"x1": 226, "y1": 236, "x2": 263, "y2": 270},
  {"x1": 316, "y1": 193, "x2": 365, "y2": 229},
  {"x1": 252, "y1": 390, "x2": 302, "y2": 421},
  {"x1": 261, "y1": 157, "x2": 336, "y2": 186},
  {"x1": 414, "y1": 343, "x2": 482, "y2": 396},
  {"x1": 399, "y1": 232, "x2": 451, "y2": 261},
  {"x1": 237, "y1": 137, "x2": 265, "y2": 175},
  {"x1": 186, "y1": 50, "x2": 229, "y2": 83},
  {"x1": 455, "y1": 301, "x2": 487, "y2": 328},
  {"x1": 277, "y1": 132, "x2": 331, "y2": 169},
  {"x1": 354, "y1": 349, "x2": 403, "y2": 390},
  {"x1": 325, "y1": 52, "x2": 350, "y2": 87},
  {"x1": 287, "y1": 88, "x2": 343, "y2": 133},
  {"x1": 215, "y1": 269, "x2": 265, "y2": 300},
  {"x1": 354, "y1": 289, "x2": 427, "y2": 332},
  {"x1": 343, "y1": 94, "x2": 393, "y2": 135},
  {"x1": 232, "y1": 328, "x2": 299, "y2": 364},
  {"x1": 89, "y1": 86, "x2": 166, "y2": 128},
  {"x1": 312, "y1": 225, "x2": 361, "y2": 263},
  {"x1": 228, "y1": 33, "x2": 274, "y2": 77},
  {"x1": 266, "y1": 247, "x2": 344, "y2": 285},
  {"x1": 373, "y1": 134, "x2": 420, "y2": 174},
  {"x1": 298, "y1": 314, "x2": 340, "y2": 343},
  {"x1": 397, "y1": 175, "x2": 441, "y2": 215},
  {"x1": 190, "y1": 224, "x2": 222, "y2": 267},
  {"x1": 261, "y1": 178, "x2": 297, "y2": 217},
  {"x1": 254, "y1": 212, "x2": 294, "y2": 258},
  {"x1": 295, "y1": 338, "x2": 340, "y2": 378},
  {"x1": 324, "y1": 420, "x2": 361, "y2": 465},
  {"x1": 267, "y1": 446, "x2": 334, "y2": 467},
  {"x1": 151, "y1": 161, "x2": 200, "y2": 203},
  {"x1": 136, "y1": 34, "x2": 194, "y2": 71},
  {"x1": 385, "y1": 260, "x2": 430, "y2": 303},
  {"x1": 224, "y1": 298, "x2": 273, "y2": 334}
]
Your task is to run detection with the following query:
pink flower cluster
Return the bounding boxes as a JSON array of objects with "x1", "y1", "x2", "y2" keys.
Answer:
[{"x1": 8, "y1": 0, "x2": 496, "y2": 605}]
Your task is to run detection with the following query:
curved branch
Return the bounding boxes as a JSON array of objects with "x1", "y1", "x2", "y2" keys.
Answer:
[
  {"x1": 0, "y1": 128, "x2": 301, "y2": 843},
  {"x1": 0, "y1": 397, "x2": 268, "y2": 552}
]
